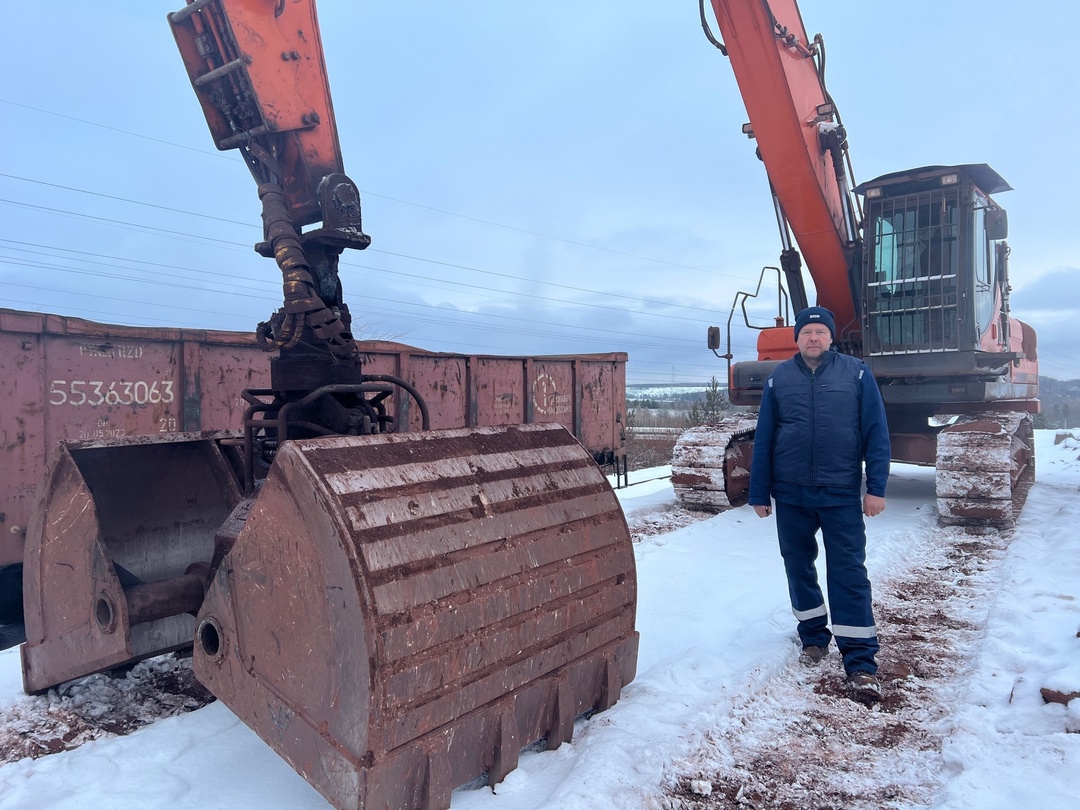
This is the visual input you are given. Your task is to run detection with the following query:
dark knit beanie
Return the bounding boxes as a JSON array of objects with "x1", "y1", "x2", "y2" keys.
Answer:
[{"x1": 793, "y1": 306, "x2": 836, "y2": 340}]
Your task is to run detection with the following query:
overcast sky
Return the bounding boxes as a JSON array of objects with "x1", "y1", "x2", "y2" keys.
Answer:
[{"x1": 2, "y1": 1, "x2": 1077, "y2": 385}]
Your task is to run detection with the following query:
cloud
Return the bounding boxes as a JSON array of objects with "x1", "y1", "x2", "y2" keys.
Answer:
[
  {"x1": 1010, "y1": 268, "x2": 1080, "y2": 316},
  {"x1": 1009, "y1": 269, "x2": 1079, "y2": 380}
]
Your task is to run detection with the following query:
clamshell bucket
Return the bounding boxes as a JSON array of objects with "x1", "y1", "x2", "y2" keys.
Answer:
[
  {"x1": 21, "y1": 434, "x2": 242, "y2": 693},
  {"x1": 193, "y1": 423, "x2": 638, "y2": 810}
]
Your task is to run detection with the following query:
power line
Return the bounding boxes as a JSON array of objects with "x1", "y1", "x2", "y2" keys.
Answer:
[
  {"x1": 0, "y1": 296, "x2": 225, "y2": 329},
  {"x1": 0, "y1": 240, "x2": 715, "y2": 345},
  {"x1": 0, "y1": 172, "x2": 254, "y2": 228},
  {"x1": 364, "y1": 190, "x2": 738, "y2": 278},
  {"x1": 1, "y1": 281, "x2": 260, "y2": 321},
  {"x1": 0, "y1": 202, "x2": 729, "y2": 323},
  {"x1": 366, "y1": 248, "x2": 725, "y2": 316},
  {"x1": 1, "y1": 236, "x2": 722, "y2": 345},
  {"x1": 0, "y1": 126, "x2": 742, "y2": 279},
  {"x1": 0, "y1": 254, "x2": 723, "y2": 353},
  {"x1": 0, "y1": 198, "x2": 248, "y2": 249},
  {"x1": 0, "y1": 100, "x2": 234, "y2": 161},
  {"x1": 1, "y1": 271, "x2": 706, "y2": 355},
  {"x1": 8, "y1": 108, "x2": 1070, "y2": 379},
  {"x1": 1, "y1": 244, "x2": 269, "y2": 293}
]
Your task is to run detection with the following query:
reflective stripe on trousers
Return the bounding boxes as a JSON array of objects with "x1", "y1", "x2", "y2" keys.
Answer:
[{"x1": 775, "y1": 500, "x2": 878, "y2": 674}]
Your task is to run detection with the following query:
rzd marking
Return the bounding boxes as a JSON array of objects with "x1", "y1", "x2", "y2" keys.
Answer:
[
  {"x1": 533, "y1": 373, "x2": 570, "y2": 416},
  {"x1": 77, "y1": 343, "x2": 144, "y2": 360}
]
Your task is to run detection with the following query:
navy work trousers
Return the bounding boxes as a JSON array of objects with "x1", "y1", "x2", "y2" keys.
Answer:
[{"x1": 774, "y1": 500, "x2": 878, "y2": 675}]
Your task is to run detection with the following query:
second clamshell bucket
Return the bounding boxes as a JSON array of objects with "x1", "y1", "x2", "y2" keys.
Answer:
[
  {"x1": 193, "y1": 422, "x2": 638, "y2": 810},
  {"x1": 21, "y1": 434, "x2": 242, "y2": 693}
]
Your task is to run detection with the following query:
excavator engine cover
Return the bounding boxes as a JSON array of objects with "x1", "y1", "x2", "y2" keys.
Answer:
[{"x1": 193, "y1": 422, "x2": 638, "y2": 810}]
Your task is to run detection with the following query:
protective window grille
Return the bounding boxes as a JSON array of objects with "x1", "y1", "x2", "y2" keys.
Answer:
[{"x1": 865, "y1": 188, "x2": 961, "y2": 355}]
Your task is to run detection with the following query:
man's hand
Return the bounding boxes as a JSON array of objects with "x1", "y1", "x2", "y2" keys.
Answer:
[
  {"x1": 753, "y1": 504, "x2": 772, "y2": 518},
  {"x1": 863, "y1": 494, "x2": 886, "y2": 517}
]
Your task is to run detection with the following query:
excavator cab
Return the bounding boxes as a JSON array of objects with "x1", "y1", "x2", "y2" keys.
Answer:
[
  {"x1": 857, "y1": 164, "x2": 1039, "y2": 523},
  {"x1": 858, "y1": 163, "x2": 1036, "y2": 405},
  {"x1": 21, "y1": 2, "x2": 638, "y2": 808}
]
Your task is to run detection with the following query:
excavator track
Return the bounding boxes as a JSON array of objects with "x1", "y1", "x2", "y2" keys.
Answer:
[
  {"x1": 935, "y1": 411, "x2": 1035, "y2": 528},
  {"x1": 671, "y1": 415, "x2": 759, "y2": 513}
]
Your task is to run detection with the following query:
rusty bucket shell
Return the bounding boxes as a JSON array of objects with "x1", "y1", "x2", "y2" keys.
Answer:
[
  {"x1": 21, "y1": 433, "x2": 242, "y2": 693},
  {"x1": 193, "y1": 422, "x2": 638, "y2": 810}
]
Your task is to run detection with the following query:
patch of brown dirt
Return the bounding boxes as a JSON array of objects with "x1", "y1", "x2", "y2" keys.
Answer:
[
  {"x1": 628, "y1": 506, "x2": 712, "y2": 542},
  {"x1": 0, "y1": 653, "x2": 214, "y2": 763},
  {"x1": 661, "y1": 523, "x2": 1012, "y2": 809}
]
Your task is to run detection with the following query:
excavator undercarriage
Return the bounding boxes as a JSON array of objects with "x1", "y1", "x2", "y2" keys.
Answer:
[
  {"x1": 935, "y1": 412, "x2": 1036, "y2": 527},
  {"x1": 671, "y1": 416, "x2": 758, "y2": 513},
  {"x1": 673, "y1": 410, "x2": 1036, "y2": 530}
]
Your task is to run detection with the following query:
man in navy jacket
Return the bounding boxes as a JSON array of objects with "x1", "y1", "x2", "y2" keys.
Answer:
[{"x1": 748, "y1": 306, "x2": 891, "y2": 702}]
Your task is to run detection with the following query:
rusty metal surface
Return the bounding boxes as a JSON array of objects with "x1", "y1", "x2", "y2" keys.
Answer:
[
  {"x1": 671, "y1": 416, "x2": 759, "y2": 513},
  {"x1": 124, "y1": 564, "x2": 211, "y2": 626},
  {"x1": 0, "y1": 309, "x2": 626, "y2": 569},
  {"x1": 169, "y1": 0, "x2": 343, "y2": 228},
  {"x1": 936, "y1": 412, "x2": 1035, "y2": 527},
  {"x1": 356, "y1": 344, "x2": 627, "y2": 463},
  {"x1": 0, "y1": 309, "x2": 266, "y2": 568},
  {"x1": 888, "y1": 432, "x2": 939, "y2": 467},
  {"x1": 193, "y1": 422, "x2": 638, "y2": 810},
  {"x1": 20, "y1": 434, "x2": 242, "y2": 693}
]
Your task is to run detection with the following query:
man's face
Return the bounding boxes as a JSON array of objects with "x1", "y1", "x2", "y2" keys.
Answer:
[{"x1": 797, "y1": 323, "x2": 833, "y2": 363}]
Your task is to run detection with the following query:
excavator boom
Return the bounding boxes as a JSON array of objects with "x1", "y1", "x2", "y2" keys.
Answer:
[{"x1": 707, "y1": 0, "x2": 859, "y2": 338}]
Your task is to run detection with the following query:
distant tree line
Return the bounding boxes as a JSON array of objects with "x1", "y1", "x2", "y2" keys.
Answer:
[
  {"x1": 1034, "y1": 376, "x2": 1079, "y2": 430},
  {"x1": 626, "y1": 391, "x2": 716, "y2": 409},
  {"x1": 622, "y1": 374, "x2": 1077, "y2": 473}
]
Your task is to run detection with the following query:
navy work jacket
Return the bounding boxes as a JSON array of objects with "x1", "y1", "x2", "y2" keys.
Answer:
[{"x1": 748, "y1": 350, "x2": 890, "y2": 506}]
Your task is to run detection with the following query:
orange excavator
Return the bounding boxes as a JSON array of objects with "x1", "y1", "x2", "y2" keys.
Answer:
[
  {"x1": 673, "y1": 0, "x2": 1039, "y2": 526},
  {"x1": 20, "y1": 3, "x2": 637, "y2": 808}
]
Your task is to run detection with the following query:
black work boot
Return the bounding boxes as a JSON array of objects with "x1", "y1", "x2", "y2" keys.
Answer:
[
  {"x1": 799, "y1": 645, "x2": 829, "y2": 666},
  {"x1": 846, "y1": 672, "x2": 882, "y2": 704}
]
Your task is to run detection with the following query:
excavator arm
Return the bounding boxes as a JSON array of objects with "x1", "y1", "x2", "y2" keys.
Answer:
[
  {"x1": 169, "y1": 0, "x2": 345, "y2": 226},
  {"x1": 169, "y1": 0, "x2": 370, "y2": 376},
  {"x1": 705, "y1": 0, "x2": 861, "y2": 342},
  {"x1": 167, "y1": 0, "x2": 400, "y2": 490}
]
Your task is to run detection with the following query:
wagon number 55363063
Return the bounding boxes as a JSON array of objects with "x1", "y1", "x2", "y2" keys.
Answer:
[{"x1": 49, "y1": 379, "x2": 175, "y2": 407}]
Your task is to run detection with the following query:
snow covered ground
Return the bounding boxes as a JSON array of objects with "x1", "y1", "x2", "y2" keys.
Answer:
[{"x1": 1, "y1": 430, "x2": 1078, "y2": 809}]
